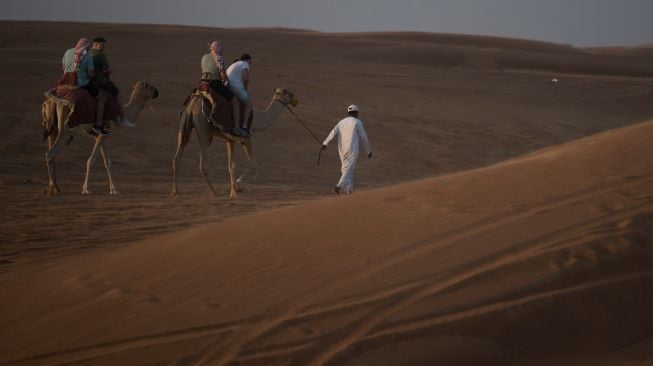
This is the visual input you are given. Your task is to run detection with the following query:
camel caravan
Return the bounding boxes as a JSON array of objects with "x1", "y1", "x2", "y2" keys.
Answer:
[{"x1": 41, "y1": 38, "x2": 297, "y2": 198}]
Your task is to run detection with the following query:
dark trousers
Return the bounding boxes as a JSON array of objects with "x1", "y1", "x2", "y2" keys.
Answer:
[
  {"x1": 98, "y1": 81, "x2": 120, "y2": 96},
  {"x1": 80, "y1": 82, "x2": 100, "y2": 97},
  {"x1": 209, "y1": 80, "x2": 234, "y2": 101}
]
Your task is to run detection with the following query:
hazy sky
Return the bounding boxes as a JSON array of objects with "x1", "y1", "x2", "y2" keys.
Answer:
[{"x1": 3, "y1": 0, "x2": 652, "y2": 46}]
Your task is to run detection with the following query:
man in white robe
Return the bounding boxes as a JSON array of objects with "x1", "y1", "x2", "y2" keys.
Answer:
[{"x1": 321, "y1": 104, "x2": 372, "y2": 195}]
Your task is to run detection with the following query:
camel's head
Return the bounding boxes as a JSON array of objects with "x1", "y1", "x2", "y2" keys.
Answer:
[
  {"x1": 113, "y1": 81, "x2": 159, "y2": 128},
  {"x1": 132, "y1": 81, "x2": 159, "y2": 100},
  {"x1": 273, "y1": 88, "x2": 298, "y2": 107}
]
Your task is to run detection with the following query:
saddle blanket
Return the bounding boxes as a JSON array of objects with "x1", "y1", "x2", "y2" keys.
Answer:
[
  {"x1": 183, "y1": 81, "x2": 253, "y2": 134},
  {"x1": 48, "y1": 86, "x2": 120, "y2": 129}
]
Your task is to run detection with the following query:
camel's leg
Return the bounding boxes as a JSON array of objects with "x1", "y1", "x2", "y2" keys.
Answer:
[
  {"x1": 82, "y1": 135, "x2": 105, "y2": 194},
  {"x1": 171, "y1": 110, "x2": 193, "y2": 196},
  {"x1": 44, "y1": 105, "x2": 68, "y2": 195},
  {"x1": 171, "y1": 129, "x2": 189, "y2": 196},
  {"x1": 236, "y1": 138, "x2": 258, "y2": 185},
  {"x1": 196, "y1": 121, "x2": 218, "y2": 197},
  {"x1": 226, "y1": 141, "x2": 237, "y2": 199},
  {"x1": 99, "y1": 144, "x2": 119, "y2": 195},
  {"x1": 45, "y1": 134, "x2": 65, "y2": 195}
]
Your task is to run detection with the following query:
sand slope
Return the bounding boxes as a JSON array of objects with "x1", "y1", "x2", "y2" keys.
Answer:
[
  {"x1": 2, "y1": 118, "x2": 653, "y2": 365},
  {"x1": 1, "y1": 22, "x2": 653, "y2": 365}
]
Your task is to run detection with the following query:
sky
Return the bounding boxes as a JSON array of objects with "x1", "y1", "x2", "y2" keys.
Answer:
[{"x1": 3, "y1": 0, "x2": 653, "y2": 47}]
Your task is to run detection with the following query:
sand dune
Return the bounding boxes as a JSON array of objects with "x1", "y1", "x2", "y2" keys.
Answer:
[
  {"x1": 1, "y1": 118, "x2": 652, "y2": 365},
  {"x1": 586, "y1": 45, "x2": 653, "y2": 58},
  {"x1": 1, "y1": 21, "x2": 653, "y2": 365}
]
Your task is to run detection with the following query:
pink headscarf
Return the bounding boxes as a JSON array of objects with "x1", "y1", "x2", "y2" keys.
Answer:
[
  {"x1": 209, "y1": 40, "x2": 225, "y2": 71},
  {"x1": 73, "y1": 37, "x2": 91, "y2": 68}
]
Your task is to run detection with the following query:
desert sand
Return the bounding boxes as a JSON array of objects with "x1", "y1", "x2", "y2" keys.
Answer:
[{"x1": 1, "y1": 21, "x2": 652, "y2": 365}]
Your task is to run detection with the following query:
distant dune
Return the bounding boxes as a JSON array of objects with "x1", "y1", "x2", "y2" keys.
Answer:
[
  {"x1": 0, "y1": 21, "x2": 652, "y2": 365},
  {"x1": 585, "y1": 44, "x2": 653, "y2": 58}
]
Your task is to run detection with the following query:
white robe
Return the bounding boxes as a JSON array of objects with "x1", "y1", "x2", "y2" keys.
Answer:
[{"x1": 322, "y1": 116, "x2": 371, "y2": 193}]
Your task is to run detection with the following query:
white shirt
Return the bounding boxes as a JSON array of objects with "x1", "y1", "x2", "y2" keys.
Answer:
[
  {"x1": 323, "y1": 116, "x2": 371, "y2": 161},
  {"x1": 226, "y1": 60, "x2": 250, "y2": 89}
]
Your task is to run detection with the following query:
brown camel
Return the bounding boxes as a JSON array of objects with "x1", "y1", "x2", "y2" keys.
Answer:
[
  {"x1": 41, "y1": 81, "x2": 159, "y2": 195},
  {"x1": 171, "y1": 87, "x2": 298, "y2": 198}
]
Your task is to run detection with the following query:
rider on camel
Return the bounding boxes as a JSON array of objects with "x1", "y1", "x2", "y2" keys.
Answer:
[
  {"x1": 201, "y1": 40, "x2": 241, "y2": 133},
  {"x1": 60, "y1": 37, "x2": 107, "y2": 135}
]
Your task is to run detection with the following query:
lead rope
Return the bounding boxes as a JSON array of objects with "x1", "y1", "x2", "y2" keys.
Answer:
[
  {"x1": 284, "y1": 105, "x2": 329, "y2": 166},
  {"x1": 285, "y1": 105, "x2": 322, "y2": 144}
]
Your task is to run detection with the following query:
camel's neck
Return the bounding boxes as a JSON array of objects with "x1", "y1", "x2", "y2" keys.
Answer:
[
  {"x1": 123, "y1": 92, "x2": 148, "y2": 122},
  {"x1": 252, "y1": 99, "x2": 286, "y2": 131}
]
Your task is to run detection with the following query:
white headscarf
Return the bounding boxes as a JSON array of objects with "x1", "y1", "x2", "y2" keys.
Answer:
[
  {"x1": 73, "y1": 37, "x2": 91, "y2": 68},
  {"x1": 209, "y1": 40, "x2": 225, "y2": 71}
]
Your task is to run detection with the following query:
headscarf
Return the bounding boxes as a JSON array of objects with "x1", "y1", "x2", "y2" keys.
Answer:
[
  {"x1": 209, "y1": 40, "x2": 225, "y2": 71},
  {"x1": 73, "y1": 37, "x2": 91, "y2": 68}
]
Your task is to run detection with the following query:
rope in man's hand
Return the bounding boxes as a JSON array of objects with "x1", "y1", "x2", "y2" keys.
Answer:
[{"x1": 286, "y1": 105, "x2": 332, "y2": 166}]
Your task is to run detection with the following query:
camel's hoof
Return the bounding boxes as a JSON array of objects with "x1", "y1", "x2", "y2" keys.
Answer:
[
  {"x1": 82, "y1": 190, "x2": 91, "y2": 195},
  {"x1": 110, "y1": 190, "x2": 120, "y2": 195},
  {"x1": 44, "y1": 186, "x2": 60, "y2": 195}
]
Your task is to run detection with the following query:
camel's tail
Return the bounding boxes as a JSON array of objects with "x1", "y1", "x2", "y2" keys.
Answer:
[{"x1": 41, "y1": 97, "x2": 58, "y2": 141}]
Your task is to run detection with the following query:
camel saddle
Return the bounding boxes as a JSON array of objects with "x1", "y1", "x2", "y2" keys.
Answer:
[
  {"x1": 46, "y1": 73, "x2": 120, "y2": 129},
  {"x1": 184, "y1": 81, "x2": 253, "y2": 134}
]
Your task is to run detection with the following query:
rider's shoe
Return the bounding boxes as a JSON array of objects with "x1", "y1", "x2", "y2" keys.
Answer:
[
  {"x1": 91, "y1": 125, "x2": 108, "y2": 135},
  {"x1": 232, "y1": 126, "x2": 250, "y2": 137}
]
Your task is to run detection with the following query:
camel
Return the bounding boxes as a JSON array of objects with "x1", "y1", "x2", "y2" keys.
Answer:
[
  {"x1": 171, "y1": 87, "x2": 298, "y2": 198},
  {"x1": 41, "y1": 81, "x2": 159, "y2": 195}
]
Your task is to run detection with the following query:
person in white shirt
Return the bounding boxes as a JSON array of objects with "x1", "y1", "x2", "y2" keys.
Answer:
[
  {"x1": 321, "y1": 104, "x2": 373, "y2": 195},
  {"x1": 226, "y1": 53, "x2": 253, "y2": 137}
]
